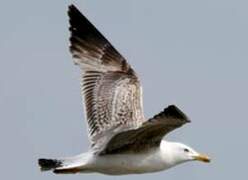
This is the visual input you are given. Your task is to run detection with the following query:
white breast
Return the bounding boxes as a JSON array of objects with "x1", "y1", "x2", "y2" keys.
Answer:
[{"x1": 87, "y1": 148, "x2": 172, "y2": 175}]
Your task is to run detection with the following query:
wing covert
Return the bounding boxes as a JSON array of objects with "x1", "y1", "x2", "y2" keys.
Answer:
[
  {"x1": 100, "y1": 105, "x2": 190, "y2": 155},
  {"x1": 68, "y1": 5, "x2": 145, "y2": 149}
]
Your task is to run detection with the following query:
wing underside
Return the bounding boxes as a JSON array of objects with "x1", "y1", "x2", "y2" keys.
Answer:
[
  {"x1": 68, "y1": 5, "x2": 190, "y2": 155},
  {"x1": 68, "y1": 5, "x2": 145, "y2": 150}
]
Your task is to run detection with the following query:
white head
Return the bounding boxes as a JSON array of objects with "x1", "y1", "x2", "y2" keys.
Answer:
[{"x1": 161, "y1": 141, "x2": 210, "y2": 167}]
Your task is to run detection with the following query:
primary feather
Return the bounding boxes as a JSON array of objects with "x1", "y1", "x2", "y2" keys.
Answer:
[
  {"x1": 68, "y1": 5, "x2": 145, "y2": 152},
  {"x1": 37, "y1": 5, "x2": 209, "y2": 176}
]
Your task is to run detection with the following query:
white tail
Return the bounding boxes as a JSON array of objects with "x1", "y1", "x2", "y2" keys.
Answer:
[{"x1": 38, "y1": 153, "x2": 92, "y2": 174}]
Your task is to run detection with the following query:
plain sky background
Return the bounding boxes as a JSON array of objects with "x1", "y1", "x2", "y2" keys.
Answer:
[{"x1": 0, "y1": 0, "x2": 247, "y2": 179}]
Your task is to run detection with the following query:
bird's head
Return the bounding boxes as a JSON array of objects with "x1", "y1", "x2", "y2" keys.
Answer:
[{"x1": 161, "y1": 141, "x2": 211, "y2": 165}]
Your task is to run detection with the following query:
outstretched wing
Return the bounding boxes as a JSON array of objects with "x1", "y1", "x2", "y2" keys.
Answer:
[
  {"x1": 68, "y1": 5, "x2": 145, "y2": 150},
  {"x1": 100, "y1": 105, "x2": 190, "y2": 155}
]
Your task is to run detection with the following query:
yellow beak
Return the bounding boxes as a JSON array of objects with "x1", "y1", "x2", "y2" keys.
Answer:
[{"x1": 194, "y1": 154, "x2": 211, "y2": 163}]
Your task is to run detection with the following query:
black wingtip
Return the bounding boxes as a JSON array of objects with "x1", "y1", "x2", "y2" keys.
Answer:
[
  {"x1": 68, "y1": 4, "x2": 74, "y2": 9},
  {"x1": 68, "y1": 4, "x2": 80, "y2": 15},
  {"x1": 166, "y1": 105, "x2": 191, "y2": 122},
  {"x1": 154, "y1": 105, "x2": 191, "y2": 123},
  {"x1": 68, "y1": 4, "x2": 75, "y2": 8},
  {"x1": 68, "y1": 4, "x2": 82, "y2": 20},
  {"x1": 67, "y1": 3, "x2": 103, "y2": 37},
  {"x1": 38, "y1": 158, "x2": 63, "y2": 171}
]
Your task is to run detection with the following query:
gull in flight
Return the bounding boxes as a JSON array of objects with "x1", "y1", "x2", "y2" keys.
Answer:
[{"x1": 38, "y1": 4, "x2": 210, "y2": 175}]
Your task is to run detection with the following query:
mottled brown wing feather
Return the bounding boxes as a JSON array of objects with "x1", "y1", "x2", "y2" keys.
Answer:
[
  {"x1": 100, "y1": 105, "x2": 190, "y2": 155},
  {"x1": 68, "y1": 5, "x2": 145, "y2": 149}
]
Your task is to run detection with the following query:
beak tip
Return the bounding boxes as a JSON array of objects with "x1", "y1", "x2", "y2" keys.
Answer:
[
  {"x1": 194, "y1": 154, "x2": 211, "y2": 163},
  {"x1": 203, "y1": 158, "x2": 211, "y2": 163}
]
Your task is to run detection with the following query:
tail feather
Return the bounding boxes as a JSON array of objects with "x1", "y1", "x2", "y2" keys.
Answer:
[
  {"x1": 53, "y1": 167, "x2": 83, "y2": 174},
  {"x1": 38, "y1": 153, "x2": 91, "y2": 174},
  {"x1": 38, "y1": 159, "x2": 63, "y2": 171}
]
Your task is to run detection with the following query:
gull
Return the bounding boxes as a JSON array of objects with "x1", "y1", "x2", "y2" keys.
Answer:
[{"x1": 38, "y1": 4, "x2": 210, "y2": 175}]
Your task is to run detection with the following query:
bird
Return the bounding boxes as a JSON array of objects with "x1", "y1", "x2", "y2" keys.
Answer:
[{"x1": 38, "y1": 4, "x2": 210, "y2": 175}]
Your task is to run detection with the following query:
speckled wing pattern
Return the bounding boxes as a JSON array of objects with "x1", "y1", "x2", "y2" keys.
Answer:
[
  {"x1": 68, "y1": 5, "x2": 145, "y2": 151},
  {"x1": 100, "y1": 105, "x2": 190, "y2": 155}
]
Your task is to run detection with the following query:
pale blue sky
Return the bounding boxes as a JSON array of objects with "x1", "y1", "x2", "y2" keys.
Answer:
[{"x1": 0, "y1": 0, "x2": 247, "y2": 179}]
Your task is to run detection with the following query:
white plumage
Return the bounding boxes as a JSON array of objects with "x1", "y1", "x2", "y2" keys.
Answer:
[{"x1": 38, "y1": 4, "x2": 210, "y2": 175}]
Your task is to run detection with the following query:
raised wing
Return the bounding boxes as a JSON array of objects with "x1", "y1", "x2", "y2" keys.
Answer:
[
  {"x1": 68, "y1": 5, "x2": 145, "y2": 150},
  {"x1": 100, "y1": 105, "x2": 190, "y2": 155}
]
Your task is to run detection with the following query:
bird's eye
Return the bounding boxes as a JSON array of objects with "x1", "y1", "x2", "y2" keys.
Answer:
[{"x1": 184, "y1": 148, "x2": 189, "y2": 153}]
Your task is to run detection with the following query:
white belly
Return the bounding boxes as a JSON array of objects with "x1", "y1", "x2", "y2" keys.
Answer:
[{"x1": 87, "y1": 149, "x2": 171, "y2": 175}]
